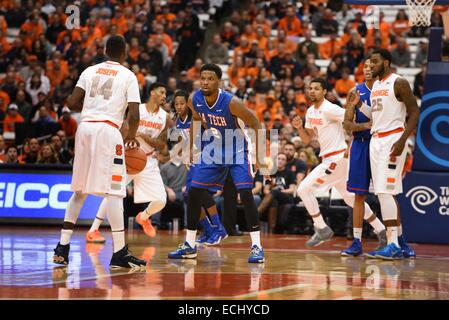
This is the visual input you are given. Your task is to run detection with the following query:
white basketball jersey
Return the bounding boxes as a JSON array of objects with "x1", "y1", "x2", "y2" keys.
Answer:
[
  {"x1": 136, "y1": 104, "x2": 168, "y2": 155},
  {"x1": 305, "y1": 99, "x2": 347, "y2": 157},
  {"x1": 76, "y1": 61, "x2": 141, "y2": 127},
  {"x1": 370, "y1": 73, "x2": 406, "y2": 134}
]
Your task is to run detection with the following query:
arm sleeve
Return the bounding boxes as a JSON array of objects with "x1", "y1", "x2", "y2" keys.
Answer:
[
  {"x1": 126, "y1": 74, "x2": 141, "y2": 103},
  {"x1": 359, "y1": 102, "x2": 372, "y2": 119},
  {"x1": 323, "y1": 104, "x2": 345, "y2": 122}
]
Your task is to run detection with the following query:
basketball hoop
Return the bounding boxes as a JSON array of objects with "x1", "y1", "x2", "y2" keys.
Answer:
[{"x1": 405, "y1": 0, "x2": 436, "y2": 26}]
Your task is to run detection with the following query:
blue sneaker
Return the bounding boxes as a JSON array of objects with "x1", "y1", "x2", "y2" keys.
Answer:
[
  {"x1": 375, "y1": 243, "x2": 403, "y2": 260},
  {"x1": 248, "y1": 245, "x2": 265, "y2": 263},
  {"x1": 341, "y1": 238, "x2": 363, "y2": 257},
  {"x1": 168, "y1": 242, "x2": 197, "y2": 259},
  {"x1": 204, "y1": 226, "x2": 228, "y2": 246},
  {"x1": 398, "y1": 235, "x2": 416, "y2": 258},
  {"x1": 366, "y1": 249, "x2": 381, "y2": 259},
  {"x1": 196, "y1": 217, "x2": 214, "y2": 244}
]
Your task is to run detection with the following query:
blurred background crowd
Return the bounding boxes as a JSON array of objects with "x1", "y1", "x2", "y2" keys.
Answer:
[{"x1": 0, "y1": 0, "x2": 438, "y2": 235}]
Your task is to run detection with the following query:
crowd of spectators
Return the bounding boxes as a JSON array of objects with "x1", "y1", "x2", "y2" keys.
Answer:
[{"x1": 0, "y1": 0, "x2": 428, "y2": 234}]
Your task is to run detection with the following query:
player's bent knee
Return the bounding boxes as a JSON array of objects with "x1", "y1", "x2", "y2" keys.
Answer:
[{"x1": 296, "y1": 184, "x2": 311, "y2": 198}]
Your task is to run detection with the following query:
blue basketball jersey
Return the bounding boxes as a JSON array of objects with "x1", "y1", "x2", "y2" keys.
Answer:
[
  {"x1": 354, "y1": 82, "x2": 371, "y2": 139},
  {"x1": 175, "y1": 114, "x2": 192, "y2": 141},
  {"x1": 192, "y1": 89, "x2": 249, "y2": 164}
]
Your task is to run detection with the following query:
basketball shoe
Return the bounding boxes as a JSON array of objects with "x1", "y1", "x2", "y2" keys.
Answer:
[
  {"x1": 110, "y1": 245, "x2": 147, "y2": 269},
  {"x1": 86, "y1": 230, "x2": 106, "y2": 243},
  {"x1": 341, "y1": 238, "x2": 363, "y2": 256},
  {"x1": 204, "y1": 225, "x2": 228, "y2": 246},
  {"x1": 375, "y1": 243, "x2": 403, "y2": 260},
  {"x1": 53, "y1": 242, "x2": 70, "y2": 265},
  {"x1": 136, "y1": 212, "x2": 156, "y2": 238},
  {"x1": 248, "y1": 245, "x2": 265, "y2": 263},
  {"x1": 196, "y1": 217, "x2": 214, "y2": 245},
  {"x1": 306, "y1": 226, "x2": 334, "y2": 247},
  {"x1": 168, "y1": 242, "x2": 197, "y2": 259},
  {"x1": 398, "y1": 235, "x2": 416, "y2": 258}
]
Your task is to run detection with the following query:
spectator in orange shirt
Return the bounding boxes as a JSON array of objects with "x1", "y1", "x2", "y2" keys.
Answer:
[
  {"x1": 254, "y1": 26, "x2": 268, "y2": 50},
  {"x1": 274, "y1": 29, "x2": 297, "y2": 54},
  {"x1": 319, "y1": 32, "x2": 342, "y2": 60},
  {"x1": 187, "y1": 58, "x2": 203, "y2": 81},
  {"x1": 20, "y1": 10, "x2": 44, "y2": 42},
  {"x1": 151, "y1": 24, "x2": 174, "y2": 57},
  {"x1": 58, "y1": 106, "x2": 78, "y2": 140},
  {"x1": 0, "y1": 89, "x2": 10, "y2": 111},
  {"x1": 335, "y1": 68, "x2": 355, "y2": 98},
  {"x1": 392, "y1": 9, "x2": 411, "y2": 37},
  {"x1": 84, "y1": 19, "x2": 103, "y2": 48},
  {"x1": 3, "y1": 103, "x2": 24, "y2": 133},
  {"x1": 252, "y1": 13, "x2": 272, "y2": 37},
  {"x1": 228, "y1": 55, "x2": 247, "y2": 87},
  {"x1": 234, "y1": 36, "x2": 252, "y2": 58},
  {"x1": 112, "y1": 7, "x2": 129, "y2": 35},
  {"x1": 278, "y1": 5, "x2": 302, "y2": 37},
  {"x1": 241, "y1": 24, "x2": 257, "y2": 43}
]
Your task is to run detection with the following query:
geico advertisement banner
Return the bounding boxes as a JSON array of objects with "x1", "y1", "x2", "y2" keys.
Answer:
[
  {"x1": 0, "y1": 172, "x2": 102, "y2": 219},
  {"x1": 397, "y1": 171, "x2": 449, "y2": 244}
]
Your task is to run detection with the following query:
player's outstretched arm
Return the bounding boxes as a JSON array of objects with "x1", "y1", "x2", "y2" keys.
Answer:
[
  {"x1": 67, "y1": 87, "x2": 85, "y2": 112},
  {"x1": 343, "y1": 88, "x2": 372, "y2": 133},
  {"x1": 124, "y1": 102, "x2": 140, "y2": 148},
  {"x1": 391, "y1": 77, "x2": 420, "y2": 157}
]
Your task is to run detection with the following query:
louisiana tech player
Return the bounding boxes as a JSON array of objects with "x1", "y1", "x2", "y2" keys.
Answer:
[
  {"x1": 168, "y1": 64, "x2": 266, "y2": 263},
  {"x1": 85, "y1": 82, "x2": 169, "y2": 242},
  {"x1": 348, "y1": 49, "x2": 419, "y2": 259},
  {"x1": 342, "y1": 58, "x2": 387, "y2": 256},
  {"x1": 174, "y1": 90, "x2": 228, "y2": 245},
  {"x1": 292, "y1": 78, "x2": 385, "y2": 247},
  {"x1": 53, "y1": 35, "x2": 146, "y2": 268}
]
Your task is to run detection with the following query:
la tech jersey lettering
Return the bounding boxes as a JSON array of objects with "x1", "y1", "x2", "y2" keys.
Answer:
[
  {"x1": 76, "y1": 61, "x2": 141, "y2": 127},
  {"x1": 370, "y1": 73, "x2": 406, "y2": 134},
  {"x1": 305, "y1": 99, "x2": 347, "y2": 157}
]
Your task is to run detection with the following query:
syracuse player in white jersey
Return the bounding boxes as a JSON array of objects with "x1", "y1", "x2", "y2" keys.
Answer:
[
  {"x1": 52, "y1": 35, "x2": 146, "y2": 269},
  {"x1": 292, "y1": 78, "x2": 386, "y2": 247},
  {"x1": 347, "y1": 49, "x2": 419, "y2": 259},
  {"x1": 85, "y1": 82, "x2": 169, "y2": 242}
]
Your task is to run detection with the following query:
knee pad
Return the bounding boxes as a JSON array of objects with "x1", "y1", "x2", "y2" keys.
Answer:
[{"x1": 202, "y1": 193, "x2": 216, "y2": 209}]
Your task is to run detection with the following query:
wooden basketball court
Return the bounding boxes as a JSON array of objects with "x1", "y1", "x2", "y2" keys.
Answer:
[{"x1": 1, "y1": 226, "x2": 449, "y2": 300}]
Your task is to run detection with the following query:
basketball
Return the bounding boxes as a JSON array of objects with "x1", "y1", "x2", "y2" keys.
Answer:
[{"x1": 125, "y1": 147, "x2": 147, "y2": 175}]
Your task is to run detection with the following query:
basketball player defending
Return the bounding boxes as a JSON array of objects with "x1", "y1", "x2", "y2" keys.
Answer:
[
  {"x1": 173, "y1": 90, "x2": 228, "y2": 246},
  {"x1": 342, "y1": 57, "x2": 387, "y2": 256},
  {"x1": 53, "y1": 35, "x2": 146, "y2": 268},
  {"x1": 292, "y1": 78, "x2": 386, "y2": 247},
  {"x1": 85, "y1": 82, "x2": 169, "y2": 242},
  {"x1": 168, "y1": 64, "x2": 266, "y2": 263},
  {"x1": 347, "y1": 49, "x2": 418, "y2": 259}
]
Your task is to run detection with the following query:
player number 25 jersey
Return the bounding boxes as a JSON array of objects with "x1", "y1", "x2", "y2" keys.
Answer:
[{"x1": 370, "y1": 73, "x2": 406, "y2": 134}]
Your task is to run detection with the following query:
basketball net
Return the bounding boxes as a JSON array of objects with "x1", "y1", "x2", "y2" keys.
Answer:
[{"x1": 405, "y1": 0, "x2": 436, "y2": 26}]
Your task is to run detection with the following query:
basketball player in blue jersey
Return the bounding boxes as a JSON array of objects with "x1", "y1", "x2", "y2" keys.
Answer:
[
  {"x1": 173, "y1": 90, "x2": 228, "y2": 245},
  {"x1": 342, "y1": 57, "x2": 387, "y2": 256},
  {"x1": 168, "y1": 64, "x2": 267, "y2": 263}
]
